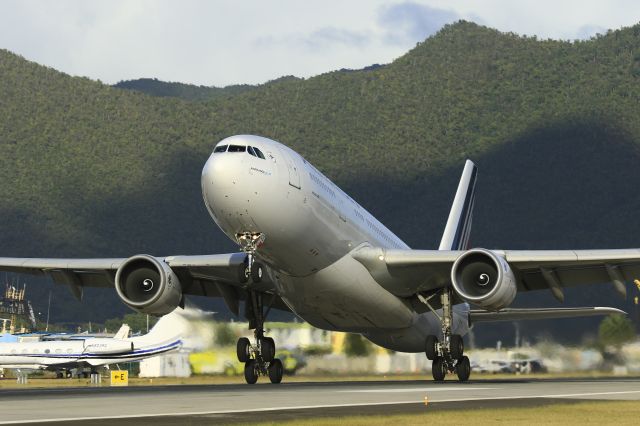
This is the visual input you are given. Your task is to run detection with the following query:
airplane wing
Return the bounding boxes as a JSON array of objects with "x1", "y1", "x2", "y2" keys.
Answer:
[
  {"x1": 352, "y1": 246, "x2": 639, "y2": 300},
  {"x1": 0, "y1": 252, "x2": 289, "y2": 316},
  {"x1": 352, "y1": 158, "x2": 635, "y2": 313}
]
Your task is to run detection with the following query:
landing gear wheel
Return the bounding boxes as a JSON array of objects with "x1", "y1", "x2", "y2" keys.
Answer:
[
  {"x1": 251, "y1": 262, "x2": 264, "y2": 283},
  {"x1": 450, "y1": 334, "x2": 464, "y2": 361},
  {"x1": 425, "y1": 335, "x2": 438, "y2": 360},
  {"x1": 261, "y1": 337, "x2": 275, "y2": 362},
  {"x1": 55, "y1": 371, "x2": 63, "y2": 379},
  {"x1": 244, "y1": 360, "x2": 258, "y2": 384},
  {"x1": 65, "y1": 370, "x2": 72, "y2": 378},
  {"x1": 432, "y1": 357, "x2": 446, "y2": 382},
  {"x1": 456, "y1": 356, "x2": 471, "y2": 382},
  {"x1": 268, "y1": 359, "x2": 283, "y2": 384},
  {"x1": 237, "y1": 337, "x2": 251, "y2": 362}
]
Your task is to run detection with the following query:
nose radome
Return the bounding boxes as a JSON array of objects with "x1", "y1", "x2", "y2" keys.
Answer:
[{"x1": 202, "y1": 153, "x2": 239, "y2": 189}]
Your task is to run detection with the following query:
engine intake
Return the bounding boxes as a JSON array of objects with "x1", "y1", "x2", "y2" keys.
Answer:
[
  {"x1": 451, "y1": 248, "x2": 516, "y2": 311},
  {"x1": 115, "y1": 254, "x2": 182, "y2": 316}
]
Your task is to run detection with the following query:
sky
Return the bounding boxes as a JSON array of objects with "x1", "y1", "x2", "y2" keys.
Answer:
[{"x1": 1, "y1": 0, "x2": 639, "y2": 87}]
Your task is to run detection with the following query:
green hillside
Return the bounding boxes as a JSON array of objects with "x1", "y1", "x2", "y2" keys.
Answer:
[
  {"x1": 1, "y1": 21, "x2": 640, "y2": 342},
  {"x1": 113, "y1": 78, "x2": 257, "y2": 101}
]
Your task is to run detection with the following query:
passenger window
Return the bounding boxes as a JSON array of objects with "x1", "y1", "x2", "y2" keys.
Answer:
[
  {"x1": 248, "y1": 146, "x2": 257, "y2": 157},
  {"x1": 227, "y1": 145, "x2": 246, "y2": 152},
  {"x1": 45, "y1": 349, "x2": 51, "y2": 354},
  {"x1": 213, "y1": 145, "x2": 228, "y2": 153},
  {"x1": 55, "y1": 349, "x2": 62, "y2": 354},
  {"x1": 253, "y1": 147, "x2": 266, "y2": 159}
]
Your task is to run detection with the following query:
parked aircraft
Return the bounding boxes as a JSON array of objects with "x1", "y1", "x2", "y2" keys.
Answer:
[
  {"x1": 0, "y1": 308, "x2": 183, "y2": 377},
  {"x1": 0, "y1": 135, "x2": 629, "y2": 383}
]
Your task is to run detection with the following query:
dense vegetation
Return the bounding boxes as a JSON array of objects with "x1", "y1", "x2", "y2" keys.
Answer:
[
  {"x1": 113, "y1": 78, "x2": 256, "y2": 101},
  {"x1": 1, "y1": 21, "x2": 640, "y2": 344}
]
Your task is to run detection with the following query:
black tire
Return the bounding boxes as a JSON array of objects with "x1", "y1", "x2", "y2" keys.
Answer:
[
  {"x1": 456, "y1": 356, "x2": 471, "y2": 382},
  {"x1": 238, "y1": 262, "x2": 249, "y2": 284},
  {"x1": 55, "y1": 371, "x2": 63, "y2": 379},
  {"x1": 425, "y1": 335, "x2": 438, "y2": 360},
  {"x1": 237, "y1": 337, "x2": 251, "y2": 362},
  {"x1": 450, "y1": 334, "x2": 464, "y2": 361},
  {"x1": 432, "y1": 357, "x2": 446, "y2": 382},
  {"x1": 268, "y1": 359, "x2": 283, "y2": 384},
  {"x1": 251, "y1": 262, "x2": 264, "y2": 283},
  {"x1": 65, "y1": 370, "x2": 72, "y2": 379},
  {"x1": 261, "y1": 337, "x2": 275, "y2": 362},
  {"x1": 244, "y1": 360, "x2": 258, "y2": 384}
]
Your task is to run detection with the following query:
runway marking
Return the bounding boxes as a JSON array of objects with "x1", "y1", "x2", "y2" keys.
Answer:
[
  {"x1": 338, "y1": 387, "x2": 498, "y2": 393},
  {"x1": 433, "y1": 390, "x2": 640, "y2": 403},
  {"x1": 2, "y1": 389, "x2": 640, "y2": 424}
]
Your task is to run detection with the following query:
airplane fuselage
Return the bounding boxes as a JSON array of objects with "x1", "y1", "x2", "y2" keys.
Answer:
[{"x1": 201, "y1": 135, "x2": 469, "y2": 352}]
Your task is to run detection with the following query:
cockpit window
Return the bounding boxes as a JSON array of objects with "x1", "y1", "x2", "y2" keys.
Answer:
[
  {"x1": 247, "y1": 146, "x2": 257, "y2": 157},
  {"x1": 253, "y1": 147, "x2": 266, "y2": 159},
  {"x1": 227, "y1": 145, "x2": 246, "y2": 152},
  {"x1": 214, "y1": 145, "x2": 227, "y2": 153}
]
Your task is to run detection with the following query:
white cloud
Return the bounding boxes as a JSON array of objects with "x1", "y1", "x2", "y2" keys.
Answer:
[
  {"x1": 0, "y1": 1, "x2": 639, "y2": 86},
  {"x1": 377, "y1": 2, "x2": 461, "y2": 45}
]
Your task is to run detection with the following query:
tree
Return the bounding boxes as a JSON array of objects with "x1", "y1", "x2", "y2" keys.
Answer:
[
  {"x1": 105, "y1": 313, "x2": 158, "y2": 334},
  {"x1": 598, "y1": 314, "x2": 636, "y2": 349},
  {"x1": 344, "y1": 333, "x2": 372, "y2": 357},
  {"x1": 214, "y1": 322, "x2": 236, "y2": 347}
]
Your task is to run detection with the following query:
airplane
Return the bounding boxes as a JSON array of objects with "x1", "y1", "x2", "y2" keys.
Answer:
[
  {"x1": 0, "y1": 308, "x2": 184, "y2": 378},
  {"x1": 0, "y1": 134, "x2": 630, "y2": 384}
]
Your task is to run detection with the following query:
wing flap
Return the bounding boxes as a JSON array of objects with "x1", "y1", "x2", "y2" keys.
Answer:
[{"x1": 469, "y1": 307, "x2": 625, "y2": 323}]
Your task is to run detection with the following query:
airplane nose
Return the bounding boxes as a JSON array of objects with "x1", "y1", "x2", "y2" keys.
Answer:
[{"x1": 201, "y1": 154, "x2": 237, "y2": 190}]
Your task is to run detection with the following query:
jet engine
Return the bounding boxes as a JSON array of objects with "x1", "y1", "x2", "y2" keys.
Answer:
[
  {"x1": 451, "y1": 248, "x2": 517, "y2": 311},
  {"x1": 115, "y1": 255, "x2": 182, "y2": 316}
]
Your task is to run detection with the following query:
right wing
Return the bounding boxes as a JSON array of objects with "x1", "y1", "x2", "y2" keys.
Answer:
[{"x1": 0, "y1": 253, "x2": 290, "y2": 316}]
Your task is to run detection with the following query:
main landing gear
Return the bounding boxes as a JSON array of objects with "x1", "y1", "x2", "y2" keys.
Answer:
[
  {"x1": 424, "y1": 289, "x2": 470, "y2": 382},
  {"x1": 235, "y1": 232, "x2": 282, "y2": 384}
]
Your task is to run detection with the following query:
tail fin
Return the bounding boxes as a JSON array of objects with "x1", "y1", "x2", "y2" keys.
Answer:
[
  {"x1": 439, "y1": 160, "x2": 477, "y2": 251},
  {"x1": 113, "y1": 324, "x2": 131, "y2": 339}
]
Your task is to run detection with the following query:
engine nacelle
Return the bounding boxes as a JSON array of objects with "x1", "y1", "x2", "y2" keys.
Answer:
[
  {"x1": 451, "y1": 248, "x2": 517, "y2": 311},
  {"x1": 115, "y1": 254, "x2": 182, "y2": 316}
]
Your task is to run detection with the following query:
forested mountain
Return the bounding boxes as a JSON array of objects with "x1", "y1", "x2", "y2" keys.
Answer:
[
  {"x1": 1, "y1": 21, "x2": 640, "y2": 344},
  {"x1": 113, "y1": 78, "x2": 256, "y2": 101}
]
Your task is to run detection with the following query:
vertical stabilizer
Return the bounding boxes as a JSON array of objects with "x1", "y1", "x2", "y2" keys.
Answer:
[
  {"x1": 114, "y1": 324, "x2": 131, "y2": 340},
  {"x1": 439, "y1": 160, "x2": 477, "y2": 251}
]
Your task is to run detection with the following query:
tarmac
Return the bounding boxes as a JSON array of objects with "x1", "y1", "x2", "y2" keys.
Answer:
[{"x1": 0, "y1": 377, "x2": 639, "y2": 425}]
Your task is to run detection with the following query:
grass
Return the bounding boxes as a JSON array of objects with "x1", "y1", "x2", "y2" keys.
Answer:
[{"x1": 237, "y1": 400, "x2": 640, "y2": 426}]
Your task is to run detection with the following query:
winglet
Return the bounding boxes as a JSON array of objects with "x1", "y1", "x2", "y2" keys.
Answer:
[{"x1": 439, "y1": 160, "x2": 478, "y2": 250}]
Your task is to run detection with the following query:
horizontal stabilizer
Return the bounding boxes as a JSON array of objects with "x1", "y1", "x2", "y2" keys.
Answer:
[{"x1": 469, "y1": 307, "x2": 625, "y2": 323}]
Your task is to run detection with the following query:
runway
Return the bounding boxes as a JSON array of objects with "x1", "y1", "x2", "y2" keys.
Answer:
[{"x1": 0, "y1": 377, "x2": 639, "y2": 424}]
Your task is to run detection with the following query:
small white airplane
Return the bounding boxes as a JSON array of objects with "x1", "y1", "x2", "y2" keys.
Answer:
[
  {"x1": 0, "y1": 135, "x2": 630, "y2": 383},
  {"x1": 0, "y1": 310, "x2": 183, "y2": 378}
]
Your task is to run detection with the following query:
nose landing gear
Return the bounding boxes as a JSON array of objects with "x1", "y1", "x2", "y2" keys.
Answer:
[
  {"x1": 234, "y1": 232, "x2": 282, "y2": 384},
  {"x1": 423, "y1": 289, "x2": 471, "y2": 382}
]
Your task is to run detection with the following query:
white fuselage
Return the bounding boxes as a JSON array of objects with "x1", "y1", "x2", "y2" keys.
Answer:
[
  {"x1": 0, "y1": 332, "x2": 181, "y2": 371},
  {"x1": 201, "y1": 135, "x2": 469, "y2": 352}
]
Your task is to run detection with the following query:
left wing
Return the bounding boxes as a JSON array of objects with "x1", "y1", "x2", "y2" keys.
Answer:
[{"x1": 352, "y1": 246, "x2": 639, "y2": 301}]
